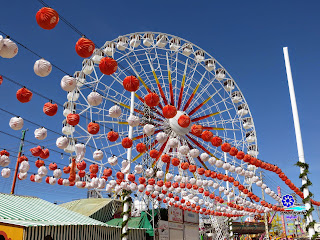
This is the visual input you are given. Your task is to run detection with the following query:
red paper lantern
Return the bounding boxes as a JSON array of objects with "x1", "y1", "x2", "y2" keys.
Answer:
[
  {"x1": 145, "y1": 93, "x2": 160, "y2": 107},
  {"x1": 16, "y1": 87, "x2": 33, "y2": 103},
  {"x1": 164, "y1": 181, "x2": 171, "y2": 188},
  {"x1": 228, "y1": 176, "x2": 234, "y2": 182},
  {"x1": 139, "y1": 177, "x2": 146, "y2": 184},
  {"x1": 181, "y1": 162, "x2": 189, "y2": 170},
  {"x1": 99, "y1": 57, "x2": 118, "y2": 75},
  {"x1": 189, "y1": 165, "x2": 197, "y2": 173},
  {"x1": 67, "y1": 113, "x2": 80, "y2": 126},
  {"x1": 30, "y1": 146, "x2": 42, "y2": 157},
  {"x1": 136, "y1": 143, "x2": 147, "y2": 153},
  {"x1": 36, "y1": 7, "x2": 59, "y2": 30},
  {"x1": 236, "y1": 151, "x2": 245, "y2": 160},
  {"x1": 89, "y1": 164, "x2": 99, "y2": 174},
  {"x1": 122, "y1": 137, "x2": 133, "y2": 148},
  {"x1": 204, "y1": 170, "x2": 211, "y2": 177},
  {"x1": 48, "y1": 162, "x2": 57, "y2": 171},
  {"x1": 0, "y1": 149, "x2": 9, "y2": 156},
  {"x1": 211, "y1": 136, "x2": 222, "y2": 147},
  {"x1": 107, "y1": 131, "x2": 119, "y2": 142},
  {"x1": 255, "y1": 159, "x2": 262, "y2": 167},
  {"x1": 201, "y1": 131, "x2": 213, "y2": 142},
  {"x1": 35, "y1": 159, "x2": 45, "y2": 168},
  {"x1": 211, "y1": 172, "x2": 217, "y2": 178},
  {"x1": 243, "y1": 154, "x2": 251, "y2": 163},
  {"x1": 249, "y1": 157, "x2": 257, "y2": 165},
  {"x1": 43, "y1": 102, "x2": 58, "y2": 116},
  {"x1": 45, "y1": 176, "x2": 50, "y2": 184},
  {"x1": 191, "y1": 124, "x2": 203, "y2": 137},
  {"x1": 77, "y1": 161, "x2": 86, "y2": 171},
  {"x1": 87, "y1": 122, "x2": 100, "y2": 135},
  {"x1": 221, "y1": 142, "x2": 231, "y2": 152},
  {"x1": 149, "y1": 149, "x2": 159, "y2": 158},
  {"x1": 30, "y1": 174, "x2": 36, "y2": 182},
  {"x1": 40, "y1": 149, "x2": 50, "y2": 159},
  {"x1": 116, "y1": 172, "x2": 124, "y2": 180},
  {"x1": 75, "y1": 37, "x2": 95, "y2": 58},
  {"x1": 18, "y1": 155, "x2": 28, "y2": 163},
  {"x1": 157, "y1": 180, "x2": 164, "y2": 187},
  {"x1": 180, "y1": 183, "x2": 185, "y2": 188},
  {"x1": 90, "y1": 173, "x2": 97, "y2": 179},
  {"x1": 233, "y1": 181, "x2": 240, "y2": 187},
  {"x1": 148, "y1": 178, "x2": 155, "y2": 185},
  {"x1": 63, "y1": 166, "x2": 71, "y2": 174},
  {"x1": 178, "y1": 115, "x2": 191, "y2": 128},
  {"x1": 217, "y1": 173, "x2": 223, "y2": 180},
  {"x1": 172, "y1": 157, "x2": 180, "y2": 166},
  {"x1": 197, "y1": 168, "x2": 205, "y2": 175},
  {"x1": 161, "y1": 154, "x2": 171, "y2": 163},
  {"x1": 103, "y1": 168, "x2": 112, "y2": 177},
  {"x1": 123, "y1": 76, "x2": 140, "y2": 92},
  {"x1": 229, "y1": 147, "x2": 238, "y2": 156},
  {"x1": 78, "y1": 170, "x2": 86, "y2": 178},
  {"x1": 285, "y1": 179, "x2": 291, "y2": 185},
  {"x1": 163, "y1": 105, "x2": 177, "y2": 118},
  {"x1": 0, "y1": 75, "x2": 3, "y2": 85}
]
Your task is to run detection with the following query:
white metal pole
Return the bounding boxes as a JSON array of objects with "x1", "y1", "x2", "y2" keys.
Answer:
[
  {"x1": 122, "y1": 91, "x2": 135, "y2": 240},
  {"x1": 224, "y1": 152, "x2": 233, "y2": 239},
  {"x1": 283, "y1": 47, "x2": 315, "y2": 239}
]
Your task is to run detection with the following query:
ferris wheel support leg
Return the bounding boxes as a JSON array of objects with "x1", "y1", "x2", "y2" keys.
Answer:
[
  {"x1": 283, "y1": 47, "x2": 315, "y2": 239},
  {"x1": 122, "y1": 91, "x2": 135, "y2": 240}
]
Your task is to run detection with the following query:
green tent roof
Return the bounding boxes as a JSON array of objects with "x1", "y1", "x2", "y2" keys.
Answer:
[
  {"x1": 60, "y1": 198, "x2": 122, "y2": 223},
  {"x1": 106, "y1": 212, "x2": 154, "y2": 236},
  {"x1": 0, "y1": 193, "x2": 107, "y2": 227}
]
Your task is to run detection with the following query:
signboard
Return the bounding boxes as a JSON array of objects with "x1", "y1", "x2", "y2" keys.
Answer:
[
  {"x1": 184, "y1": 224, "x2": 199, "y2": 240},
  {"x1": 184, "y1": 210, "x2": 199, "y2": 224},
  {"x1": 169, "y1": 222, "x2": 184, "y2": 230},
  {"x1": 158, "y1": 220, "x2": 169, "y2": 240},
  {"x1": 282, "y1": 194, "x2": 294, "y2": 207},
  {"x1": 169, "y1": 229, "x2": 183, "y2": 240},
  {"x1": 168, "y1": 206, "x2": 183, "y2": 223}
]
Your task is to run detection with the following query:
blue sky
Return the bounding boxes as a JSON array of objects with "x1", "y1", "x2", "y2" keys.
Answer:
[{"x1": 0, "y1": 0, "x2": 320, "y2": 220}]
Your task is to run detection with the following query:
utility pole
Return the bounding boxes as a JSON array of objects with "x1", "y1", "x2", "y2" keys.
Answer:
[
  {"x1": 11, "y1": 129, "x2": 27, "y2": 194},
  {"x1": 260, "y1": 171, "x2": 269, "y2": 240}
]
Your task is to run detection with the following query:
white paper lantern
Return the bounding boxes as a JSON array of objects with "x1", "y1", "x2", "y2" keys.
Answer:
[
  {"x1": 202, "y1": 180, "x2": 208, "y2": 187},
  {"x1": 48, "y1": 177, "x2": 56, "y2": 185},
  {"x1": 156, "y1": 170, "x2": 164, "y2": 178},
  {"x1": 138, "y1": 184, "x2": 145, "y2": 192},
  {"x1": 0, "y1": 35, "x2": 3, "y2": 51},
  {"x1": 208, "y1": 180, "x2": 214, "y2": 187},
  {"x1": 1, "y1": 168, "x2": 10, "y2": 178},
  {"x1": 62, "y1": 179, "x2": 70, "y2": 186},
  {"x1": 130, "y1": 183, "x2": 138, "y2": 191},
  {"x1": 235, "y1": 167, "x2": 242, "y2": 174},
  {"x1": 127, "y1": 115, "x2": 140, "y2": 127},
  {"x1": 189, "y1": 149, "x2": 200, "y2": 158},
  {"x1": 61, "y1": 75, "x2": 77, "y2": 92},
  {"x1": 168, "y1": 138, "x2": 179, "y2": 148},
  {"x1": 213, "y1": 183, "x2": 219, "y2": 189},
  {"x1": 34, "y1": 174, "x2": 42, "y2": 183},
  {"x1": 252, "y1": 176, "x2": 259, "y2": 183},
  {"x1": 87, "y1": 91, "x2": 102, "y2": 106},
  {"x1": 193, "y1": 196, "x2": 199, "y2": 203},
  {"x1": 178, "y1": 145, "x2": 189, "y2": 155},
  {"x1": 199, "y1": 199, "x2": 204, "y2": 205},
  {"x1": 0, "y1": 155, "x2": 10, "y2": 167},
  {"x1": 219, "y1": 186, "x2": 225, "y2": 192},
  {"x1": 93, "y1": 150, "x2": 104, "y2": 161},
  {"x1": 0, "y1": 38, "x2": 18, "y2": 58},
  {"x1": 196, "y1": 180, "x2": 203, "y2": 186},
  {"x1": 34, "y1": 59, "x2": 52, "y2": 77},
  {"x1": 38, "y1": 166, "x2": 48, "y2": 177},
  {"x1": 189, "y1": 178, "x2": 196, "y2": 185},
  {"x1": 222, "y1": 163, "x2": 230, "y2": 170},
  {"x1": 156, "y1": 132, "x2": 168, "y2": 143},
  {"x1": 56, "y1": 136, "x2": 68, "y2": 149},
  {"x1": 108, "y1": 156, "x2": 118, "y2": 166},
  {"x1": 121, "y1": 160, "x2": 130, "y2": 174},
  {"x1": 18, "y1": 171, "x2": 27, "y2": 180},
  {"x1": 34, "y1": 127, "x2": 47, "y2": 140},
  {"x1": 229, "y1": 165, "x2": 236, "y2": 172},
  {"x1": 53, "y1": 168, "x2": 62, "y2": 178},
  {"x1": 135, "y1": 165, "x2": 143, "y2": 174},
  {"x1": 19, "y1": 160, "x2": 30, "y2": 173},
  {"x1": 215, "y1": 160, "x2": 224, "y2": 168},
  {"x1": 166, "y1": 173, "x2": 173, "y2": 181},
  {"x1": 145, "y1": 168, "x2": 154, "y2": 177},
  {"x1": 200, "y1": 153, "x2": 210, "y2": 162},
  {"x1": 143, "y1": 124, "x2": 155, "y2": 136},
  {"x1": 109, "y1": 105, "x2": 122, "y2": 118},
  {"x1": 261, "y1": 183, "x2": 267, "y2": 189},
  {"x1": 154, "y1": 185, "x2": 161, "y2": 192},
  {"x1": 208, "y1": 157, "x2": 216, "y2": 166},
  {"x1": 174, "y1": 175, "x2": 182, "y2": 182},
  {"x1": 265, "y1": 188, "x2": 271, "y2": 195},
  {"x1": 9, "y1": 116, "x2": 24, "y2": 130},
  {"x1": 256, "y1": 180, "x2": 263, "y2": 187}
]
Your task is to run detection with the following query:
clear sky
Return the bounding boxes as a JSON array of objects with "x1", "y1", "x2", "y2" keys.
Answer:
[{"x1": 0, "y1": 0, "x2": 320, "y2": 221}]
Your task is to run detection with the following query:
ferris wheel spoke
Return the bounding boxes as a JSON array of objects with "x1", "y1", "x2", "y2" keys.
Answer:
[
  {"x1": 191, "y1": 108, "x2": 232, "y2": 122},
  {"x1": 188, "y1": 89, "x2": 222, "y2": 116},
  {"x1": 183, "y1": 72, "x2": 206, "y2": 111},
  {"x1": 186, "y1": 134, "x2": 219, "y2": 160},
  {"x1": 177, "y1": 59, "x2": 188, "y2": 110},
  {"x1": 132, "y1": 129, "x2": 162, "y2": 141},
  {"x1": 151, "y1": 139, "x2": 169, "y2": 167},
  {"x1": 166, "y1": 52, "x2": 174, "y2": 106}
]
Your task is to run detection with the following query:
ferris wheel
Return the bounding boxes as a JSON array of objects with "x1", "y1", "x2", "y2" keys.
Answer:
[{"x1": 62, "y1": 31, "x2": 259, "y2": 216}]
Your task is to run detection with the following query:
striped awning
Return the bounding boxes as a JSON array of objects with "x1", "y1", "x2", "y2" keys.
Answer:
[{"x1": 0, "y1": 193, "x2": 107, "y2": 227}]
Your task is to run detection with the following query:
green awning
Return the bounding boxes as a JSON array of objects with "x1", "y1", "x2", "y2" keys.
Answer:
[{"x1": 106, "y1": 212, "x2": 154, "y2": 236}]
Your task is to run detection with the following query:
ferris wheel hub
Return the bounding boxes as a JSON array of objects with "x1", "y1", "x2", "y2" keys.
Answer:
[{"x1": 169, "y1": 111, "x2": 191, "y2": 136}]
